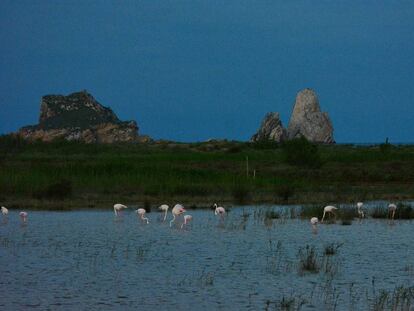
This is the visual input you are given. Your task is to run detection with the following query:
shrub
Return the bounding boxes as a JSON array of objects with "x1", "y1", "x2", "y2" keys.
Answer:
[
  {"x1": 34, "y1": 179, "x2": 73, "y2": 200},
  {"x1": 232, "y1": 183, "x2": 250, "y2": 204},
  {"x1": 281, "y1": 137, "x2": 323, "y2": 168},
  {"x1": 379, "y1": 137, "x2": 392, "y2": 154},
  {"x1": 275, "y1": 184, "x2": 295, "y2": 202}
]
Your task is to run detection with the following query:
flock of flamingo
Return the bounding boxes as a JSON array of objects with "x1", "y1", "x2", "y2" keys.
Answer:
[
  {"x1": 310, "y1": 202, "x2": 398, "y2": 231},
  {"x1": 0, "y1": 202, "x2": 399, "y2": 229},
  {"x1": 114, "y1": 202, "x2": 225, "y2": 228}
]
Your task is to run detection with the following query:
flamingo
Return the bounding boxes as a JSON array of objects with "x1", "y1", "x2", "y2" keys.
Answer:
[
  {"x1": 181, "y1": 215, "x2": 193, "y2": 229},
  {"x1": 388, "y1": 203, "x2": 397, "y2": 220},
  {"x1": 170, "y1": 204, "x2": 186, "y2": 227},
  {"x1": 1, "y1": 206, "x2": 8, "y2": 217},
  {"x1": 321, "y1": 205, "x2": 338, "y2": 223},
  {"x1": 136, "y1": 208, "x2": 149, "y2": 224},
  {"x1": 113, "y1": 203, "x2": 128, "y2": 216},
  {"x1": 310, "y1": 217, "x2": 318, "y2": 226},
  {"x1": 357, "y1": 202, "x2": 365, "y2": 219},
  {"x1": 158, "y1": 204, "x2": 169, "y2": 222},
  {"x1": 310, "y1": 217, "x2": 318, "y2": 233},
  {"x1": 214, "y1": 203, "x2": 226, "y2": 219},
  {"x1": 19, "y1": 211, "x2": 28, "y2": 223}
]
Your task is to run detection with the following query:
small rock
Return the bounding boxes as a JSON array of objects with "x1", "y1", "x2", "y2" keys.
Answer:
[{"x1": 251, "y1": 112, "x2": 286, "y2": 143}]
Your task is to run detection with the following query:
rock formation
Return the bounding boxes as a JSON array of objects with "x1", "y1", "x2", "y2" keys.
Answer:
[
  {"x1": 287, "y1": 89, "x2": 334, "y2": 144},
  {"x1": 251, "y1": 112, "x2": 286, "y2": 142},
  {"x1": 18, "y1": 90, "x2": 148, "y2": 143},
  {"x1": 251, "y1": 89, "x2": 334, "y2": 144}
]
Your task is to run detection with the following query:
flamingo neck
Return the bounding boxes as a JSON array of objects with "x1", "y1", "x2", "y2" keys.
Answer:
[{"x1": 170, "y1": 214, "x2": 176, "y2": 227}]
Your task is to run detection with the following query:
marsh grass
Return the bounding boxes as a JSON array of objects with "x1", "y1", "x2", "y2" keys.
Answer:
[
  {"x1": 370, "y1": 206, "x2": 388, "y2": 219},
  {"x1": 370, "y1": 203, "x2": 414, "y2": 219},
  {"x1": 265, "y1": 210, "x2": 281, "y2": 220},
  {"x1": 396, "y1": 203, "x2": 414, "y2": 219},
  {"x1": 371, "y1": 285, "x2": 414, "y2": 311},
  {"x1": 338, "y1": 208, "x2": 355, "y2": 225},
  {"x1": 177, "y1": 269, "x2": 215, "y2": 288},
  {"x1": 324, "y1": 243, "x2": 343, "y2": 256},
  {"x1": 298, "y1": 245, "x2": 319, "y2": 274},
  {"x1": 1, "y1": 136, "x2": 414, "y2": 207},
  {"x1": 300, "y1": 205, "x2": 323, "y2": 219}
]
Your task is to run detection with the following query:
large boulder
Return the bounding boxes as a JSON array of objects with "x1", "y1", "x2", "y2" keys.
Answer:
[
  {"x1": 287, "y1": 89, "x2": 334, "y2": 144},
  {"x1": 251, "y1": 112, "x2": 286, "y2": 142},
  {"x1": 18, "y1": 90, "x2": 147, "y2": 143}
]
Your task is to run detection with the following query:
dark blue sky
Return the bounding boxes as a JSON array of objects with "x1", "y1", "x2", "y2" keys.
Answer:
[{"x1": 1, "y1": 1, "x2": 413, "y2": 142}]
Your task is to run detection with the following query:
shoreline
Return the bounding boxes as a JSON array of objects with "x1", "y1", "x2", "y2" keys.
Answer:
[{"x1": 3, "y1": 193, "x2": 414, "y2": 211}]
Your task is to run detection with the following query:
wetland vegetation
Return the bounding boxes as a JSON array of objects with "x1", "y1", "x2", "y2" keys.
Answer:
[{"x1": 1, "y1": 135, "x2": 414, "y2": 210}]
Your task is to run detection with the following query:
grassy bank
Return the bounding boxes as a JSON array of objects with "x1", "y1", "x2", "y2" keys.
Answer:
[{"x1": 1, "y1": 135, "x2": 414, "y2": 209}]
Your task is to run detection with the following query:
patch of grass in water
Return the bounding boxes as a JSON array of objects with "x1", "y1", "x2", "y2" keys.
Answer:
[
  {"x1": 324, "y1": 242, "x2": 343, "y2": 256},
  {"x1": 298, "y1": 245, "x2": 319, "y2": 274}
]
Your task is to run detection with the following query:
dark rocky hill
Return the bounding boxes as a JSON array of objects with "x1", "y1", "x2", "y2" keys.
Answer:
[{"x1": 18, "y1": 90, "x2": 149, "y2": 143}]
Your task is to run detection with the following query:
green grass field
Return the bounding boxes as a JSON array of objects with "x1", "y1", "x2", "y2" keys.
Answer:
[{"x1": 1, "y1": 135, "x2": 413, "y2": 209}]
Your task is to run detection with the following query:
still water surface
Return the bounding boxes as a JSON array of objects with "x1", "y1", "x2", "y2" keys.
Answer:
[{"x1": 0, "y1": 204, "x2": 413, "y2": 310}]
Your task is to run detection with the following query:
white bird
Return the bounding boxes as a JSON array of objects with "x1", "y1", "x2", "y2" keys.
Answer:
[
  {"x1": 321, "y1": 205, "x2": 338, "y2": 223},
  {"x1": 158, "y1": 204, "x2": 169, "y2": 222},
  {"x1": 357, "y1": 202, "x2": 365, "y2": 218},
  {"x1": 170, "y1": 204, "x2": 186, "y2": 227},
  {"x1": 310, "y1": 217, "x2": 318, "y2": 233},
  {"x1": 113, "y1": 203, "x2": 128, "y2": 216},
  {"x1": 388, "y1": 203, "x2": 397, "y2": 220},
  {"x1": 1, "y1": 206, "x2": 8, "y2": 216},
  {"x1": 136, "y1": 208, "x2": 149, "y2": 224},
  {"x1": 19, "y1": 211, "x2": 28, "y2": 223},
  {"x1": 181, "y1": 215, "x2": 193, "y2": 229},
  {"x1": 214, "y1": 203, "x2": 226, "y2": 218},
  {"x1": 310, "y1": 217, "x2": 318, "y2": 226}
]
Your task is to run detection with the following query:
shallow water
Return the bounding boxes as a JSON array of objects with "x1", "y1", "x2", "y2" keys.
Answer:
[{"x1": 0, "y1": 204, "x2": 413, "y2": 310}]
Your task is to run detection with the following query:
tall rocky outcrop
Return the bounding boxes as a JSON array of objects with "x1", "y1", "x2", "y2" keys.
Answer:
[
  {"x1": 251, "y1": 112, "x2": 286, "y2": 142},
  {"x1": 251, "y1": 88, "x2": 334, "y2": 144},
  {"x1": 287, "y1": 89, "x2": 334, "y2": 144},
  {"x1": 18, "y1": 90, "x2": 149, "y2": 143}
]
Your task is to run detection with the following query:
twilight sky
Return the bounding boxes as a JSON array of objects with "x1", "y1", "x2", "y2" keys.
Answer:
[{"x1": 1, "y1": 1, "x2": 413, "y2": 142}]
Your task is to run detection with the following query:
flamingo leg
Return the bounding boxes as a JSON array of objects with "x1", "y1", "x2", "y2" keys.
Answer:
[
  {"x1": 321, "y1": 211, "x2": 326, "y2": 223},
  {"x1": 170, "y1": 214, "x2": 176, "y2": 227}
]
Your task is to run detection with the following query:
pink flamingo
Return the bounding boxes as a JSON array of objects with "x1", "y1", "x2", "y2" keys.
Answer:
[
  {"x1": 310, "y1": 217, "x2": 318, "y2": 233},
  {"x1": 388, "y1": 203, "x2": 397, "y2": 220},
  {"x1": 321, "y1": 205, "x2": 337, "y2": 223},
  {"x1": 356, "y1": 202, "x2": 365, "y2": 219},
  {"x1": 136, "y1": 208, "x2": 149, "y2": 224},
  {"x1": 19, "y1": 211, "x2": 28, "y2": 223},
  {"x1": 214, "y1": 203, "x2": 226, "y2": 219},
  {"x1": 170, "y1": 204, "x2": 186, "y2": 227},
  {"x1": 181, "y1": 215, "x2": 193, "y2": 229},
  {"x1": 158, "y1": 204, "x2": 169, "y2": 222},
  {"x1": 113, "y1": 203, "x2": 128, "y2": 216},
  {"x1": 1, "y1": 206, "x2": 8, "y2": 217}
]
